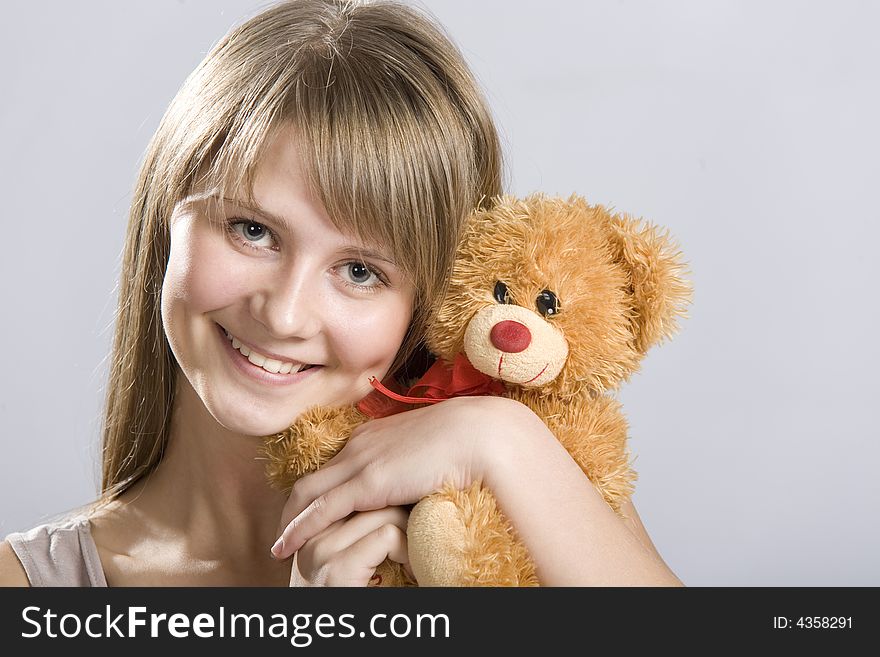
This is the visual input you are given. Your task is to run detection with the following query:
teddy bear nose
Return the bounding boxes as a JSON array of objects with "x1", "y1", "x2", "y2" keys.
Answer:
[{"x1": 489, "y1": 320, "x2": 532, "y2": 353}]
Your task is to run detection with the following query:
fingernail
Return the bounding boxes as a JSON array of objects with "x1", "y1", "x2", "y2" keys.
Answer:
[{"x1": 271, "y1": 536, "x2": 285, "y2": 558}]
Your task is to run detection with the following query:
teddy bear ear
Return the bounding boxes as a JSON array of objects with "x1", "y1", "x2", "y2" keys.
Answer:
[{"x1": 603, "y1": 210, "x2": 693, "y2": 354}]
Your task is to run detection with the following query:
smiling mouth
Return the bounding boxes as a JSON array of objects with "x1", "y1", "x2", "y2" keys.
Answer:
[{"x1": 218, "y1": 324, "x2": 317, "y2": 375}]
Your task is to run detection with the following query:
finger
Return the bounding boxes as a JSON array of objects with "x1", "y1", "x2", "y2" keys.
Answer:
[
  {"x1": 294, "y1": 507, "x2": 409, "y2": 580},
  {"x1": 324, "y1": 524, "x2": 409, "y2": 587},
  {"x1": 277, "y1": 461, "x2": 355, "y2": 537},
  {"x1": 316, "y1": 506, "x2": 409, "y2": 555},
  {"x1": 274, "y1": 478, "x2": 376, "y2": 559},
  {"x1": 289, "y1": 552, "x2": 309, "y2": 587}
]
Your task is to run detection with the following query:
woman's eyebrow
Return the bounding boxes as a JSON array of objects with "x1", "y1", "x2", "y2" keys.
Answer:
[
  {"x1": 335, "y1": 246, "x2": 398, "y2": 266},
  {"x1": 221, "y1": 196, "x2": 289, "y2": 229},
  {"x1": 220, "y1": 196, "x2": 398, "y2": 266}
]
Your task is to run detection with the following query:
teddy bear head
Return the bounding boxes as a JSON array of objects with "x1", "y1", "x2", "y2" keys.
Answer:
[{"x1": 422, "y1": 194, "x2": 691, "y2": 398}]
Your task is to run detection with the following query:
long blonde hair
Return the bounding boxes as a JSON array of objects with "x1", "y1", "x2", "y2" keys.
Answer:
[{"x1": 100, "y1": 0, "x2": 503, "y2": 499}]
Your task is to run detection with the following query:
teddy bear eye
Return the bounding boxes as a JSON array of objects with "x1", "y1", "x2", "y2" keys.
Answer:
[
  {"x1": 536, "y1": 289, "x2": 560, "y2": 317},
  {"x1": 493, "y1": 281, "x2": 511, "y2": 304}
]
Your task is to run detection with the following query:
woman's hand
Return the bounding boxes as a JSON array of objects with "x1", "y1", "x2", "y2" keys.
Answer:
[
  {"x1": 271, "y1": 395, "x2": 524, "y2": 560},
  {"x1": 288, "y1": 506, "x2": 410, "y2": 587}
]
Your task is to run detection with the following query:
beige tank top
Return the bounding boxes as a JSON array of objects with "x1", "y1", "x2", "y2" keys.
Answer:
[{"x1": 5, "y1": 515, "x2": 108, "y2": 587}]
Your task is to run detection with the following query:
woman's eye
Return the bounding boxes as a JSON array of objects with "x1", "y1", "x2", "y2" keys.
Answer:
[
  {"x1": 347, "y1": 262, "x2": 375, "y2": 284},
  {"x1": 340, "y1": 261, "x2": 387, "y2": 292},
  {"x1": 227, "y1": 219, "x2": 277, "y2": 250},
  {"x1": 242, "y1": 222, "x2": 265, "y2": 241}
]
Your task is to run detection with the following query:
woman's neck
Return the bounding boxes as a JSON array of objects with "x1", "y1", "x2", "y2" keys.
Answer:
[{"x1": 96, "y1": 374, "x2": 291, "y2": 584}]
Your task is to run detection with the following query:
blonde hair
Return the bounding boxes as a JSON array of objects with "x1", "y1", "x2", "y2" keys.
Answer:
[{"x1": 100, "y1": 0, "x2": 503, "y2": 498}]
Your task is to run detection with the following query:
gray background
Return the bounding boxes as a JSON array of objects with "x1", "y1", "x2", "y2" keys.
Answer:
[{"x1": 1, "y1": 0, "x2": 877, "y2": 586}]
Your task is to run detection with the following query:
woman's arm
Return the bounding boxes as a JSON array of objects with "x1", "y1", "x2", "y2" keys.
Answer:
[
  {"x1": 273, "y1": 395, "x2": 683, "y2": 586},
  {"x1": 0, "y1": 541, "x2": 30, "y2": 587},
  {"x1": 480, "y1": 402, "x2": 683, "y2": 586}
]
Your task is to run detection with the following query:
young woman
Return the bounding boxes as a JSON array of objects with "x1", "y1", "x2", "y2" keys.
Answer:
[{"x1": 0, "y1": 0, "x2": 682, "y2": 587}]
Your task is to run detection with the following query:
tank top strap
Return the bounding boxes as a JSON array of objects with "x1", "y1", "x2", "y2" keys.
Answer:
[{"x1": 5, "y1": 515, "x2": 108, "y2": 587}]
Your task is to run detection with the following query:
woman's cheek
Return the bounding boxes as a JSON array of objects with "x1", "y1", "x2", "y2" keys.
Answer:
[
  {"x1": 331, "y1": 292, "x2": 412, "y2": 367},
  {"x1": 190, "y1": 254, "x2": 252, "y2": 313},
  {"x1": 169, "y1": 226, "x2": 252, "y2": 313}
]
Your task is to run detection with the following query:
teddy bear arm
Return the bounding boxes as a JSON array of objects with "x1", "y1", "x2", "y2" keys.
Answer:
[
  {"x1": 262, "y1": 404, "x2": 368, "y2": 494},
  {"x1": 407, "y1": 483, "x2": 538, "y2": 586}
]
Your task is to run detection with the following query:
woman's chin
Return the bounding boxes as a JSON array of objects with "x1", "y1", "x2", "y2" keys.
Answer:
[
  {"x1": 208, "y1": 403, "x2": 305, "y2": 438},
  {"x1": 246, "y1": 414, "x2": 304, "y2": 438}
]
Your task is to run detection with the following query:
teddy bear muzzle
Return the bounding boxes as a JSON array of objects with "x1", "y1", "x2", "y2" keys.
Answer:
[{"x1": 463, "y1": 303, "x2": 568, "y2": 387}]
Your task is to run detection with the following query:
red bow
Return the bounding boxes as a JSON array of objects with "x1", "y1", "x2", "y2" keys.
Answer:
[{"x1": 357, "y1": 353, "x2": 506, "y2": 419}]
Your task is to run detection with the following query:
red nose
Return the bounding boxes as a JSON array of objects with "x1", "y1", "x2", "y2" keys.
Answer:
[{"x1": 489, "y1": 320, "x2": 531, "y2": 353}]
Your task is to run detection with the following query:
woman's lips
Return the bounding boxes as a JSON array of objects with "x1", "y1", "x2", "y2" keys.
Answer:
[
  {"x1": 216, "y1": 323, "x2": 322, "y2": 386},
  {"x1": 219, "y1": 323, "x2": 314, "y2": 370}
]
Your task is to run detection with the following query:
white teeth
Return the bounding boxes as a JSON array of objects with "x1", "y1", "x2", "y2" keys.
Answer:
[
  {"x1": 262, "y1": 358, "x2": 283, "y2": 374},
  {"x1": 222, "y1": 326, "x2": 314, "y2": 375}
]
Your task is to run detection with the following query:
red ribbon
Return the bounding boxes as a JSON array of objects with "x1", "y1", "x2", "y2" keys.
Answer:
[{"x1": 357, "y1": 353, "x2": 506, "y2": 419}]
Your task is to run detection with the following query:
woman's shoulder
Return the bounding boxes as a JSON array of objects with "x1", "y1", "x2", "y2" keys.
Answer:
[
  {"x1": 0, "y1": 539, "x2": 29, "y2": 586},
  {"x1": 2, "y1": 509, "x2": 108, "y2": 587}
]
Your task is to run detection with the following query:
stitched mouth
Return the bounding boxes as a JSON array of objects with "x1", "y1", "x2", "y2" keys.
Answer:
[
  {"x1": 524, "y1": 363, "x2": 549, "y2": 384},
  {"x1": 496, "y1": 354, "x2": 549, "y2": 384}
]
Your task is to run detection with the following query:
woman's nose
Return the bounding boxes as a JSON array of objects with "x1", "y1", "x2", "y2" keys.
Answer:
[
  {"x1": 489, "y1": 320, "x2": 531, "y2": 353},
  {"x1": 250, "y1": 267, "x2": 323, "y2": 340}
]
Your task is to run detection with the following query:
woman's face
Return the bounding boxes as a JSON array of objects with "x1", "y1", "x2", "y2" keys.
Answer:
[{"x1": 161, "y1": 124, "x2": 415, "y2": 436}]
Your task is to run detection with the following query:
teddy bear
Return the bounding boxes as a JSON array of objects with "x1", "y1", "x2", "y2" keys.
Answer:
[{"x1": 263, "y1": 193, "x2": 691, "y2": 586}]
